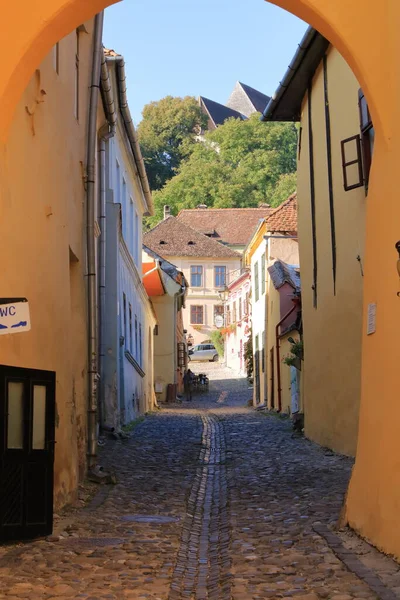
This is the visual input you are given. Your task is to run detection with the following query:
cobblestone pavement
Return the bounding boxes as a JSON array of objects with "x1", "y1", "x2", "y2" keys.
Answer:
[{"x1": 0, "y1": 364, "x2": 397, "y2": 600}]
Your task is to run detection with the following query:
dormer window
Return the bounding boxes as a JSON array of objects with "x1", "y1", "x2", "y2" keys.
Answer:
[
  {"x1": 160, "y1": 240, "x2": 166, "y2": 245},
  {"x1": 188, "y1": 241, "x2": 195, "y2": 245}
]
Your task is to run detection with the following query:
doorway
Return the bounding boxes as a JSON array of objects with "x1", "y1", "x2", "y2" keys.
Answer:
[{"x1": 0, "y1": 365, "x2": 56, "y2": 541}]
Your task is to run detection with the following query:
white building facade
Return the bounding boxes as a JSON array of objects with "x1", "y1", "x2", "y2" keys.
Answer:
[
  {"x1": 100, "y1": 52, "x2": 156, "y2": 430},
  {"x1": 225, "y1": 270, "x2": 251, "y2": 376}
]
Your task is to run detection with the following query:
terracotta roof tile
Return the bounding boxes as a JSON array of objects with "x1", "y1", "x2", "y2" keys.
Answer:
[
  {"x1": 177, "y1": 207, "x2": 275, "y2": 246},
  {"x1": 265, "y1": 193, "x2": 297, "y2": 233},
  {"x1": 143, "y1": 216, "x2": 240, "y2": 258},
  {"x1": 103, "y1": 48, "x2": 120, "y2": 57}
]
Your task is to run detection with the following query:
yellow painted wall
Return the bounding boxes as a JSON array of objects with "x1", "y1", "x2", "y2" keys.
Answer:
[
  {"x1": 0, "y1": 24, "x2": 95, "y2": 507},
  {"x1": 297, "y1": 47, "x2": 366, "y2": 457},
  {"x1": 3, "y1": 0, "x2": 400, "y2": 562},
  {"x1": 152, "y1": 295, "x2": 177, "y2": 403}
]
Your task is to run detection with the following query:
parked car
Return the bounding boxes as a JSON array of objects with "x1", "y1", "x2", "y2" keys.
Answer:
[{"x1": 188, "y1": 343, "x2": 219, "y2": 362}]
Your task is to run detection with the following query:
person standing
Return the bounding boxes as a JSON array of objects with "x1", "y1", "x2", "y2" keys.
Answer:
[{"x1": 183, "y1": 369, "x2": 193, "y2": 401}]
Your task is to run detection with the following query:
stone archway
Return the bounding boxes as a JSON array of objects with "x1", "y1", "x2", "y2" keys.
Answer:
[{"x1": 1, "y1": 0, "x2": 400, "y2": 558}]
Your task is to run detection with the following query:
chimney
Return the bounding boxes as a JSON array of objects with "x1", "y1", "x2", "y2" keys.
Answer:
[
  {"x1": 197, "y1": 204, "x2": 207, "y2": 209},
  {"x1": 163, "y1": 205, "x2": 171, "y2": 220}
]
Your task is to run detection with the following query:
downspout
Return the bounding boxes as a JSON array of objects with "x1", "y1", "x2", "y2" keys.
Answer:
[
  {"x1": 275, "y1": 302, "x2": 297, "y2": 413},
  {"x1": 86, "y1": 12, "x2": 104, "y2": 469},
  {"x1": 105, "y1": 56, "x2": 154, "y2": 216},
  {"x1": 98, "y1": 53, "x2": 117, "y2": 428}
]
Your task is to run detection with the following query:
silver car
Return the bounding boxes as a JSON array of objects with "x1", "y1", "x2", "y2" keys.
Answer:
[{"x1": 188, "y1": 343, "x2": 219, "y2": 362}]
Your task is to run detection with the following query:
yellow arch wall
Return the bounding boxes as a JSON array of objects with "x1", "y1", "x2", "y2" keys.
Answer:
[{"x1": 1, "y1": 0, "x2": 400, "y2": 556}]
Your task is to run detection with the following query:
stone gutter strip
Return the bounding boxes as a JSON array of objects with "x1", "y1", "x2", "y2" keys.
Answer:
[{"x1": 313, "y1": 523, "x2": 398, "y2": 600}]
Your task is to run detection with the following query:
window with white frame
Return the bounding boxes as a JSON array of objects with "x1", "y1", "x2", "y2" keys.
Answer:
[
  {"x1": 190, "y1": 305, "x2": 203, "y2": 324},
  {"x1": 190, "y1": 266, "x2": 203, "y2": 287},
  {"x1": 215, "y1": 266, "x2": 226, "y2": 288}
]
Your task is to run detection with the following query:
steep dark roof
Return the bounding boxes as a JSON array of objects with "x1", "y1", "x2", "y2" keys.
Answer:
[
  {"x1": 261, "y1": 27, "x2": 329, "y2": 122},
  {"x1": 268, "y1": 259, "x2": 301, "y2": 292},
  {"x1": 177, "y1": 207, "x2": 274, "y2": 246},
  {"x1": 200, "y1": 97, "x2": 245, "y2": 127},
  {"x1": 239, "y1": 82, "x2": 271, "y2": 113},
  {"x1": 143, "y1": 216, "x2": 240, "y2": 258}
]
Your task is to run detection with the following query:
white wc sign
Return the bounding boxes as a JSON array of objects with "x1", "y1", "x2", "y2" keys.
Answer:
[{"x1": 0, "y1": 299, "x2": 31, "y2": 336}]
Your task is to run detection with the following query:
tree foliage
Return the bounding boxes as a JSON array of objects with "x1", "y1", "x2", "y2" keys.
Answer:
[
  {"x1": 138, "y1": 96, "x2": 208, "y2": 191},
  {"x1": 148, "y1": 113, "x2": 298, "y2": 225}
]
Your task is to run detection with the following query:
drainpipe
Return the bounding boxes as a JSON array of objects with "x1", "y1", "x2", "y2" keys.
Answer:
[
  {"x1": 275, "y1": 302, "x2": 298, "y2": 413},
  {"x1": 105, "y1": 56, "x2": 154, "y2": 216},
  {"x1": 86, "y1": 12, "x2": 104, "y2": 469},
  {"x1": 98, "y1": 53, "x2": 117, "y2": 428}
]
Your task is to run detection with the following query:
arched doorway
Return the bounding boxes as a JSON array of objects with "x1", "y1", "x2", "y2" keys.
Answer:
[{"x1": 1, "y1": 0, "x2": 400, "y2": 559}]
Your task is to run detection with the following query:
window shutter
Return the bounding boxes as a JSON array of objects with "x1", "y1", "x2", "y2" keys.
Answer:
[
  {"x1": 358, "y1": 88, "x2": 374, "y2": 192},
  {"x1": 340, "y1": 135, "x2": 364, "y2": 191}
]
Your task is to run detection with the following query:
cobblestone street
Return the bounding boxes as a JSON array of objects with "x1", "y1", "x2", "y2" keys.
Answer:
[{"x1": 0, "y1": 365, "x2": 398, "y2": 600}]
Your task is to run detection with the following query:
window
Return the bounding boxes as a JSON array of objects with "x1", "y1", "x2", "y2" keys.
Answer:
[
  {"x1": 74, "y1": 30, "x2": 80, "y2": 119},
  {"x1": 53, "y1": 42, "x2": 60, "y2": 74},
  {"x1": 190, "y1": 266, "x2": 203, "y2": 287},
  {"x1": 123, "y1": 293, "x2": 127, "y2": 347},
  {"x1": 358, "y1": 89, "x2": 374, "y2": 192},
  {"x1": 135, "y1": 315, "x2": 138, "y2": 359},
  {"x1": 215, "y1": 266, "x2": 226, "y2": 288},
  {"x1": 238, "y1": 297, "x2": 242, "y2": 321},
  {"x1": 254, "y1": 262, "x2": 259, "y2": 302},
  {"x1": 341, "y1": 135, "x2": 364, "y2": 191},
  {"x1": 232, "y1": 301, "x2": 237, "y2": 323},
  {"x1": 261, "y1": 255, "x2": 266, "y2": 295},
  {"x1": 135, "y1": 211, "x2": 139, "y2": 265},
  {"x1": 129, "y1": 198, "x2": 134, "y2": 257},
  {"x1": 139, "y1": 323, "x2": 142, "y2": 366},
  {"x1": 214, "y1": 305, "x2": 224, "y2": 318},
  {"x1": 115, "y1": 161, "x2": 121, "y2": 204},
  {"x1": 129, "y1": 304, "x2": 133, "y2": 352},
  {"x1": 122, "y1": 178, "x2": 127, "y2": 242},
  {"x1": 190, "y1": 305, "x2": 203, "y2": 324},
  {"x1": 226, "y1": 305, "x2": 231, "y2": 325},
  {"x1": 244, "y1": 292, "x2": 249, "y2": 315}
]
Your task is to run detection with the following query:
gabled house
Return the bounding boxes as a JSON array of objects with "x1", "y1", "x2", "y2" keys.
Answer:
[
  {"x1": 262, "y1": 27, "x2": 369, "y2": 457},
  {"x1": 142, "y1": 246, "x2": 188, "y2": 404},
  {"x1": 177, "y1": 205, "x2": 274, "y2": 254},
  {"x1": 244, "y1": 194, "x2": 299, "y2": 406},
  {"x1": 267, "y1": 260, "x2": 301, "y2": 415},
  {"x1": 144, "y1": 215, "x2": 241, "y2": 346}
]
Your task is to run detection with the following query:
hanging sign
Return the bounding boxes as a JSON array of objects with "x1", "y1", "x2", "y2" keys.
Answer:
[
  {"x1": 0, "y1": 298, "x2": 31, "y2": 336},
  {"x1": 215, "y1": 315, "x2": 224, "y2": 328}
]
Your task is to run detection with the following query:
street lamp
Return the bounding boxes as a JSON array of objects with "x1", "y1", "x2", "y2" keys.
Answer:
[{"x1": 218, "y1": 286, "x2": 229, "y2": 302}]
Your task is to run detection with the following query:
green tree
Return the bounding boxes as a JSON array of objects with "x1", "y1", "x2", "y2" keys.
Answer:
[
  {"x1": 270, "y1": 172, "x2": 297, "y2": 207},
  {"x1": 138, "y1": 96, "x2": 208, "y2": 190},
  {"x1": 149, "y1": 114, "x2": 298, "y2": 225}
]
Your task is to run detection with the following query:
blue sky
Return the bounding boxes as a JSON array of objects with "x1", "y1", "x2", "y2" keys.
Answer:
[{"x1": 103, "y1": 0, "x2": 308, "y2": 125}]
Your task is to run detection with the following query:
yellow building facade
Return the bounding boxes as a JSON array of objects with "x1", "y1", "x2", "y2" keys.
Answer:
[
  {"x1": 265, "y1": 41, "x2": 366, "y2": 457},
  {"x1": 2, "y1": 0, "x2": 400, "y2": 560},
  {"x1": 0, "y1": 22, "x2": 95, "y2": 510}
]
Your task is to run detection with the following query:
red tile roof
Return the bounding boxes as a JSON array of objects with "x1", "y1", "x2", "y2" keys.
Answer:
[
  {"x1": 103, "y1": 48, "x2": 120, "y2": 57},
  {"x1": 177, "y1": 207, "x2": 275, "y2": 246},
  {"x1": 143, "y1": 216, "x2": 240, "y2": 258},
  {"x1": 265, "y1": 193, "x2": 297, "y2": 233}
]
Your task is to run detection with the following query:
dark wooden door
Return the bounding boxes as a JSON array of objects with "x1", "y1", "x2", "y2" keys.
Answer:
[
  {"x1": 254, "y1": 350, "x2": 260, "y2": 404},
  {"x1": 0, "y1": 365, "x2": 55, "y2": 541}
]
